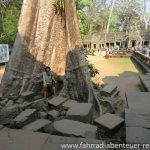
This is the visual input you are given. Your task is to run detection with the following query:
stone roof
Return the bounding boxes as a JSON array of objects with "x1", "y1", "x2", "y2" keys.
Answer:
[{"x1": 83, "y1": 30, "x2": 150, "y2": 44}]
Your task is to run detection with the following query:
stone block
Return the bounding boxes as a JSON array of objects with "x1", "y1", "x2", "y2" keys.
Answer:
[
  {"x1": 20, "y1": 91, "x2": 34, "y2": 101},
  {"x1": 53, "y1": 119, "x2": 97, "y2": 139},
  {"x1": 94, "y1": 113, "x2": 124, "y2": 131},
  {"x1": 125, "y1": 92, "x2": 150, "y2": 115},
  {"x1": 66, "y1": 103, "x2": 93, "y2": 123},
  {"x1": 23, "y1": 119, "x2": 51, "y2": 131},
  {"x1": 126, "y1": 127, "x2": 150, "y2": 144},
  {"x1": 39, "y1": 111, "x2": 47, "y2": 119},
  {"x1": 0, "y1": 128, "x2": 49, "y2": 150},
  {"x1": 0, "y1": 105, "x2": 21, "y2": 125},
  {"x1": 22, "y1": 102, "x2": 33, "y2": 109},
  {"x1": 16, "y1": 98, "x2": 24, "y2": 104},
  {"x1": 33, "y1": 99, "x2": 48, "y2": 111},
  {"x1": 125, "y1": 111, "x2": 150, "y2": 129},
  {"x1": 14, "y1": 109, "x2": 37, "y2": 128},
  {"x1": 6, "y1": 100, "x2": 14, "y2": 107},
  {"x1": 62, "y1": 100, "x2": 77, "y2": 110},
  {"x1": 100, "y1": 85, "x2": 117, "y2": 96},
  {"x1": 48, "y1": 96, "x2": 67, "y2": 107},
  {"x1": 47, "y1": 110, "x2": 59, "y2": 120}
]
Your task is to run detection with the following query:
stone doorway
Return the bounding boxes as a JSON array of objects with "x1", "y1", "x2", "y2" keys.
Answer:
[{"x1": 131, "y1": 40, "x2": 136, "y2": 47}]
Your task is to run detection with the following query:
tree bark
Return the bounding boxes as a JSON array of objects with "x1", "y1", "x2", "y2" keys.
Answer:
[{"x1": 106, "y1": 0, "x2": 116, "y2": 33}]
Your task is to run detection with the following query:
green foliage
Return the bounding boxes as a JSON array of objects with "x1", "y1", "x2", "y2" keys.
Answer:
[
  {"x1": 83, "y1": 48, "x2": 98, "y2": 77},
  {"x1": 77, "y1": 11, "x2": 89, "y2": 39},
  {"x1": 88, "y1": 63, "x2": 99, "y2": 77},
  {"x1": 76, "y1": 0, "x2": 92, "y2": 10},
  {"x1": 76, "y1": 0, "x2": 92, "y2": 40},
  {"x1": 56, "y1": 0, "x2": 65, "y2": 14},
  {"x1": 0, "y1": 0, "x2": 22, "y2": 46},
  {"x1": 84, "y1": 48, "x2": 95, "y2": 56}
]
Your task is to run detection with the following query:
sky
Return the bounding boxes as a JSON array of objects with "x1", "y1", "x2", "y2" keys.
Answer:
[{"x1": 146, "y1": 1, "x2": 150, "y2": 12}]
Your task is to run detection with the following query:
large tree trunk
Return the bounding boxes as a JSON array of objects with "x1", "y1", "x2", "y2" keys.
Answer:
[
  {"x1": 1, "y1": 0, "x2": 102, "y2": 114},
  {"x1": 61, "y1": 0, "x2": 102, "y2": 114}
]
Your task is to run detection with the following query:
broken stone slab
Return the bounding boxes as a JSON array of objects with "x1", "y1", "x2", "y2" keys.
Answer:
[
  {"x1": 66, "y1": 103, "x2": 93, "y2": 123},
  {"x1": 34, "y1": 95, "x2": 43, "y2": 100},
  {"x1": 48, "y1": 96, "x2": 68, "y2": 107},
  {"x1": 16, "y1": 98, "x2": 24, "y2": 104},
  {"x1": 53, "y1": 119, "x2": 97, "y2": 139},
  {"x1": 0, "y1": 105, "x2": 21, "y2": 125},
  {"x1": 0, "y1": 101, "x2": 5, "y2": 107},
  {"x1": 62, "y1": 99, "x2": 78, "y2": 110},
  {"x1": 8, "y1": 95, "x2": 19, "y2": 101},
  {"x1": 146, "y1": 73, "x2": 150, "y2": 76},
  {"x1": 42, "y1": 135, "x2": 106, "y2": 150},
  {"x1": 32, "y1": 99, "x2": 48, "y2": 111},
  {"x1": 0, "y1": 128, "x2": 49, "y2": 150},
  {"x1": 59, "y1": 110, "x2": 67, "y2": 116},
  {"x1": 23, "y1": 119, "x2": 51, "y2": 132},
  {"x1": 125, "y1": 110, "x2": 150, "y2": 129},
  {"x1": 100, "y1": 84, "x2": 117, "y2": 97},
  {"x1": 125, "y1": 92, "x2": 150, "y2": 115},
  {"x1": 139, "y1": 74, "x2": 150, "y2": 81},
  {"x1": 143, "y1": 80, "x2": 150, "y2": 92},
  {"x1": 126, "y1": 127, "x2": 150, "y2": 144},
  {"x1": 94, "y1": 113, "x2": 124, "y2": 131},
  {"x1": 139, "y1": 75, "x2": 150, "y2": 92},
  {"x1": 13, "y1": 109, "x2": 37, "y2": 128},
  {"x1": 39, "y1": 111, "x2": 47, "y2": 119},
  {"x1": 47, "y1": 110, "x2": 59, "y2": 120},
  {"x1": 0, "y1": 125, "x2": 4, "y2": 130},
  {"x1": 6, "y1": 100, "x2": 14, "y2": 107},
  {"x1": 0, "y1": 128, "x2": 106, "y2": 150},
  {"x1": 22, "y1": 101, "x2": 33, "y2": 110},
  {"x1": 20, "y1": 91, "x2": 34, "y2": 101},
  {"x1": 0, "y1": 98, "x2": 9, "y2": 106}
]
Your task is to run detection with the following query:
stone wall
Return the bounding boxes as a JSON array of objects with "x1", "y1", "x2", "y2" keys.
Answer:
[{"x1": 83, "y1": 30, "x2": 150, "y2": 49}]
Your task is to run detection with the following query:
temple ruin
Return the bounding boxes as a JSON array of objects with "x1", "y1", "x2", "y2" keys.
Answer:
[{"x1": 83, "y1": 30, "x2": 150, "y2": 49}]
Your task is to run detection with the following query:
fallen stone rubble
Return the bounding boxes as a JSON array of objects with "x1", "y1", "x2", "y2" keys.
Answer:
[{"x1": 0, "y1": 86, "x2": 125, "y2": 143}]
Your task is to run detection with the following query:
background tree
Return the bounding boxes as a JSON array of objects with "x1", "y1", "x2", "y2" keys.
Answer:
[
  {"x1": 106, "y1": 0, "x2": 116, "y2": 33},
  {"x1": 144, "y1": 0, "x2": 150, "y2": 30}
]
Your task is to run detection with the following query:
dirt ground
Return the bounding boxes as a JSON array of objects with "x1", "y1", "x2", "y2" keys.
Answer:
[{"x1": 88, "y1": 51, "x2": 142, "y2": 101}]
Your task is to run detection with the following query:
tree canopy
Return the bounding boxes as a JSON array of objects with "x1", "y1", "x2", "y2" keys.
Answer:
[{"x1": 0, "y1": 0, "x2": 150, "y2": 45}]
